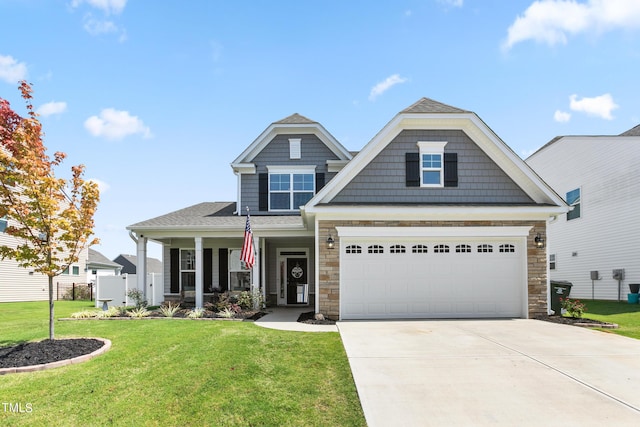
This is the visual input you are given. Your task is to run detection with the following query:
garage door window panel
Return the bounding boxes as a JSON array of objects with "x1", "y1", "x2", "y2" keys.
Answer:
[
  {"x1": 499, "y1": 244, "x2": 515, "y2": 253},
  {"x1": 368, "y1": 245, "x2": 384, "y2": 254},
  {"x1": 456, "y1": 244, "x2": 471, "y2": 253},
  {"x1": 434, "y1": 244, "x2": 449, "y2": 253},
  {"x1": 390, "y1": 244, "x2": 406, "y2": 254},
  {"x1": 412, "y1": 244, "x2": 428, "y2": 253},
  {"x1": 477, "y1": 244, "x2": 493, "y2": 253},
  {"x1": 346, "y1": 245, "x2": 362, "y2": 254}
]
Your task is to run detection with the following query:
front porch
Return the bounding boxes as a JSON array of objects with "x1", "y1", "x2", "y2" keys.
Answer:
[{"x1": 134, "y1": 233, "x2": 317, "y2": 310}]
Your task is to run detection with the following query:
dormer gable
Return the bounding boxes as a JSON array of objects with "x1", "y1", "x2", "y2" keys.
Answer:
[
  {"x1": 231, "y1": 114, "x2": 351, "y2": 170},
  {"x1": 231, "y1": 114, "x2": 352, "y2": 214}
]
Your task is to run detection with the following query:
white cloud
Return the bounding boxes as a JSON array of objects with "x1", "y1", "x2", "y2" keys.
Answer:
[
  {"x1": 554, "y1": 110, "x2": 571, "y2": 122},
  {"x1": 84, "y1": 108, "x2": 152, "y2": 140},
  {"x1": 503, "y1": 0, "x2": 640, "y2": 51},
  {"x1": 37, "y1": 101, "x2": 68, "y2": 117},
  {"x1": 88, "y1": 178, "x2": 110, "y2": 193},
  {"x1": 438, "y1": 0, "x2": 464, "y2": 7},
  {"x1": 0, "y1": 55, "x2": 28, "y2": 84},
  {"x1": 71, "y1": 0, "x2": 127, "y2": 15},
  {"x1": 82, "y1": 13, "x2": 127, "y2": 41},
  {"x1": 369, "y1": 74, "x2": 408, "y2": 101},
  {"x1": 569, "y1": 93, "x2": 618, "y2": 120}
]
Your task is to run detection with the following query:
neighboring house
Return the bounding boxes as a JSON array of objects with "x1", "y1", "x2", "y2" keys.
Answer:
[
  {"x1": 86, "y1": 248, "x2": 122, "y2": 284},
  {"x1": 113, "y1": 254, "x2": 163, "y2": 275},
  {"x1": 127, "y1": 98, "x2": 567, "y2": 320},
  {"x1": 526, "y1": 125, "x2": 640, "y2": 301},
  {"x1": 0, "y1": 216, "x2": 89, "y2": 302}
]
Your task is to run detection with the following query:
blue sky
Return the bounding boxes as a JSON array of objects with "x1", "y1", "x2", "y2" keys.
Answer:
[{"x1": 1, "y1": 0, "x2": 639, "y2": 260}]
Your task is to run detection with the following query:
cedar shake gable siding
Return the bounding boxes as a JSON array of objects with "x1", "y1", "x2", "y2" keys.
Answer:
[{"x1": 330, "y1": 129, "x2": 533, "y2": 204}]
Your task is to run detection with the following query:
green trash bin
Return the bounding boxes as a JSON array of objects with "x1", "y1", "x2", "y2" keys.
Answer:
[{"x1": 550, "y1": 280, "x2": 573, "y2": 315}]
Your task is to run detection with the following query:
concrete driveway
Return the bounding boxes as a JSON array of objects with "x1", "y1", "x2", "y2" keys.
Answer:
[{"x1": 338, "y1": 319, "x2": 640, "y2": 427}]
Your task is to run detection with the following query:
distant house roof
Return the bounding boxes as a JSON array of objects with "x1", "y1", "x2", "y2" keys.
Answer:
[
  {"x1": 528, "y1": 123, "x2": 640, "y2": 159},
  {"x1": 88, "y1": 249, "x2": 122, "y2": 270},
  {"x1": 620, "y1": 124, "x2": 640, "y2": 136},
  {"x1": 113, "y1": 254, "x2": 163, "y2": 274}
]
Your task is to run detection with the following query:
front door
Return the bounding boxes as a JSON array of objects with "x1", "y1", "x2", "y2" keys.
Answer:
[{"x1": 286, "y1": 258, "x2": 308, "y2": 304}]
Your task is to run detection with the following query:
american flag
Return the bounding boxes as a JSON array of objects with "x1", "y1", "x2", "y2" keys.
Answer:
[{"x1": 241, "y1": 211, "x2": 255, "y2": 269}]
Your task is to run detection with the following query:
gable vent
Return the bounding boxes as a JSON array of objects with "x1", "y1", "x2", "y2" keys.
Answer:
[{"x1": 289, "y1": 138, "x2": 301, "y2": 159}]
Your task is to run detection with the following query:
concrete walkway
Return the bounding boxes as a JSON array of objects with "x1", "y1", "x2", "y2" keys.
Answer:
[
  {"x1": 338, "y1": 319, "x2": 640, "y2": 427},
  {"x1": 254, "y1": 306, "x2": 338, "y2": 332}
]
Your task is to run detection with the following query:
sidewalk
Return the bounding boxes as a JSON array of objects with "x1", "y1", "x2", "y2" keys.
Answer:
[{"x1": 254, "y1": 306, "x2": 338, "y2": 332}]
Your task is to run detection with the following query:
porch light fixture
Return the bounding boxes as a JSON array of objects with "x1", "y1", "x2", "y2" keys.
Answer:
[
  {"x1": 326, "y1": 234, "x2": 335, "y2": 249},
  {"x1": 534, "y1": 233, "x2": 545, "y2": 249}
]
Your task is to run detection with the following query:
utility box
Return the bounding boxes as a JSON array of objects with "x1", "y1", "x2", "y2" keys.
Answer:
[
  {"x1": 613, "y1": 269, "x2": 625, "y2": 280},
  {"x1": 550, "y1": 280, "x2": 573, "y2": 315},
  {"x1": 590, "y1": 271, "x2": 600, "y2": 280}
]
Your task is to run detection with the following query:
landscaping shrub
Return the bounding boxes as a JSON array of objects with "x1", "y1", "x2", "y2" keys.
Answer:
[
  {"x1": 127, "y1": 289, "x2": 148, "y2": 309},
  {"x1": 561, "y1": 297, "x2": 587, "y2": 318}
]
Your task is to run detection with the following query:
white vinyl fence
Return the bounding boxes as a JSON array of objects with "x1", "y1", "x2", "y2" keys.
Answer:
[{"x1": 95, "y1": 273, "x2": 163, "y2": 308}]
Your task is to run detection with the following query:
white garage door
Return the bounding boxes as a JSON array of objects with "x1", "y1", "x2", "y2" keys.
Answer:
[{"x1": 339, "y1": 227, "x2": 528, "y2": 320}]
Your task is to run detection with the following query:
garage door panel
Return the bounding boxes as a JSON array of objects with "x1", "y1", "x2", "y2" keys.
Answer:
[{"x1": 340, "y1": 235, "x2": 524, "y2": 320}]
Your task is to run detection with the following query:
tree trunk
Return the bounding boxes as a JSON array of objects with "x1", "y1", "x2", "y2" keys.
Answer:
[{"x1": 48, "y1": 275, "x2": 54, "y2": 340}]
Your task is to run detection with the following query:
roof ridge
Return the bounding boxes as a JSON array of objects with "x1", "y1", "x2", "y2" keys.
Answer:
[
  {"x1": 273, "y1": 113, "x2": 317, "y2": 125},
  {"x1": 401, "y1": 97, "x2": 471, "y2": 114}
]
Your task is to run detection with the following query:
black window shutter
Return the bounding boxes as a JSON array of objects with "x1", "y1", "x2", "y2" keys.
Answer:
[
  {"x1": 444, "y1": 153, "x2": 458, "y2": 187},
  {"x1": 218, "y1": 248, "x2": 228, "y2": 292},
  {"x1": 169, "y1": 248, "x2": 179, "y2": 293},
  {"x1": 405, "y1": 153, "x2": 420, "y2": 187},
  {"x1": 258, "y1": 173, "x2": 268, "y2": 211},
  {"x1": 315, "y1": 172, "x2": 325, "y2": 191},
  {"x1": 203, "y1": 248, "x2": 213, "y2": 292}
]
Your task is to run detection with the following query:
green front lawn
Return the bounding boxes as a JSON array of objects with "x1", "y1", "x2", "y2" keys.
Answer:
[
  {"x1": 0, "y1": 301, "x2": 365, "y2": 426},
  {"x1": 579, "y1": 299, "x2": 640, "y2": 339}
]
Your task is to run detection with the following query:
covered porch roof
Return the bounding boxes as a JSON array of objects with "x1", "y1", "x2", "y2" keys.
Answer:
[{"x1": 127, "y1": 202, "x2": 313, "y2": 244}]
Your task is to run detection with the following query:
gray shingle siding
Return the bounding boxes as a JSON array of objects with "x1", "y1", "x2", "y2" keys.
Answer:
[
  {"x1": 241, "y1": 133, "x2": 340, "y2": 213},
  {"x1": 330, "y1": 130, "x2": 533, "y2": 204}
]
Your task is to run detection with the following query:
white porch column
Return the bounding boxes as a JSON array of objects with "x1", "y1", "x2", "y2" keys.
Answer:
[
  {"x1": 260, "y1": 236, "x2": 266, "y2": 308},
  {"x1": 136, "y1": 235, "x2": 148, "y2": 302},
  {"x1": 195, "y1": 237, "x2": 203, "y2": 309}
]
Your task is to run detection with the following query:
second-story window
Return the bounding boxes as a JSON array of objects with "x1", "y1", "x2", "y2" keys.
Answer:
[{"x1": 269, "y1": 173, "x2": 315, "y2": 211}]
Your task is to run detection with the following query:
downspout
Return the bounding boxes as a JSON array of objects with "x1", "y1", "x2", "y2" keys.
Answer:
[{"x1": 129, "y1": 230, "x2": 138, "y2": 244}]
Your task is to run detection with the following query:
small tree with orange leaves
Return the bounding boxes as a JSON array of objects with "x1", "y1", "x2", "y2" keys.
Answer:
[{"x1": 0, "y1": 81, "x2": 99, "y2": 340}]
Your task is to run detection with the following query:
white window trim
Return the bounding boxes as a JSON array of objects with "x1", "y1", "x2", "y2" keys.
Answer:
[
  {"x1": 417, "y1": 141, "x2": 447, "y2": 188},
  {"x1": 180, "y1": 248, "x2": 196, "y2": 292},
  {"x1": 566, "y1": 187, "x2": 581, "y2": 221},
  {"x1": 266, "y1": 165, "x2": 317, "y2": 212}
]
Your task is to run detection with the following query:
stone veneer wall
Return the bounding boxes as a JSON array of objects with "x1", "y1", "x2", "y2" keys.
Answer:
[{"x1": 317, "y1": 220, "x2": 547, "y2": 320}]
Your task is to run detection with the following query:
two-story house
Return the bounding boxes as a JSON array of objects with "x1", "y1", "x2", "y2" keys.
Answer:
[
  {"x1": 526, "y1": 125, "x2": 640, "y2": 301},
  {"x1": 127, "y1": 98, "x2": 567, "y2": 320}
]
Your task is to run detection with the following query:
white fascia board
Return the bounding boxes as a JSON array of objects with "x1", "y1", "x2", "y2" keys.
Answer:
[
  {"x1": 337, "y1": 226, "x2": 532, "y2": 238},
  {"x1": 126, "y1": 226, "x2": 313, "y2": 239},
  {"x1": 307, "y1": 204, "x2": 568, "y2": 221},
  {"x1": 231, "y1": 163, "x2": 256, "y2": 174},
  {"x1": 326, "y1": 159, "x2": 350, "y2": 173}
]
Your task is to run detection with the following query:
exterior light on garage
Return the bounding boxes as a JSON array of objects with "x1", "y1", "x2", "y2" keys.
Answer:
[
  {"x1": 534, "y1": 233, "x2": 545, "y2": 249},
  {"x1": 327, "y1": 234, "x2": 335, "y2": 249}
]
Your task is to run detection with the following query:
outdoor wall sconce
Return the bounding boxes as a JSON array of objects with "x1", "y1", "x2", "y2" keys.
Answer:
[
  {"x1": 534, "y1": 233, "x2": 545, "y2": 249},
  {"x1": 327, "y1": 234, "x2": 335, "y2": 249}
]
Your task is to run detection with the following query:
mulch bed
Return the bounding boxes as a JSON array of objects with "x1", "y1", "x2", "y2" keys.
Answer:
[
  {"x1": 0, "y1": 339, "x2": 104, "y2": 369},
  {"x1": 534, "y1": 315, "x2": 618, "y2": 328},
  {"x1": 297, "y1": 311, "x2": 336, "y2": 325}
]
